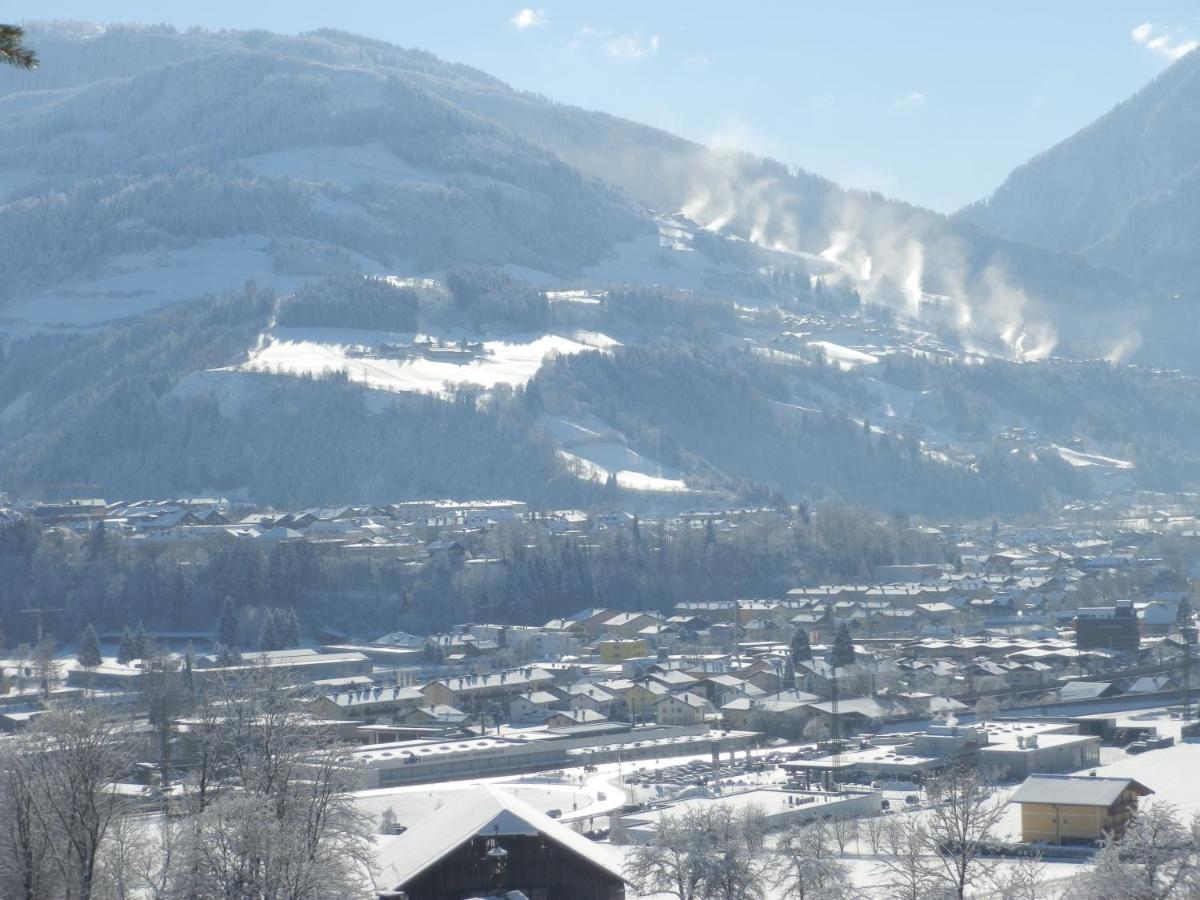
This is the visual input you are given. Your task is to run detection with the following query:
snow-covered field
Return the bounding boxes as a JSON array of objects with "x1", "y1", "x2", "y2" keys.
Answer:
[
  {"x1": 557, "y1": 447, "x2": 691, "y2": 493},
  {"x1": 233, "y1": 329, "x2": 611, "y2": 397},
  {"x1": 807, "y1": 339, "x2": 880, "y2": 369},
  {"x1": 1054, "y1": 445, "x2": 1135, "y2": 470}
]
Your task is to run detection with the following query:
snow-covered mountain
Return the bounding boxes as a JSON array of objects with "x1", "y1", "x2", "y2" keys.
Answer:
[
  {"x1": 959, "y1": 47, "x2": 1200, "y2": 296},
  {"x1": 3, "y1": 23, "x2": 1200, "y2": 513}
]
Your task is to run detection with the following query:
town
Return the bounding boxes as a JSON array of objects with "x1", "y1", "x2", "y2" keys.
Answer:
[{"x1": 3, "y1": 490, "x2": 1200, "y2": 897}]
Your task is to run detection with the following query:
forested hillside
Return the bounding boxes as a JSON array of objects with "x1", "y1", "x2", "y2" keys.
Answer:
[
  {"x1": 959, "y1": 47, "x2": 1200, "y2": 294},
  {"x1": 2, "y1": 23, "x2": 1199, "y2": 516}
]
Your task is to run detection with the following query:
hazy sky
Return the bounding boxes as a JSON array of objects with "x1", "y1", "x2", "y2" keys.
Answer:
[{"x1": 12, "y1": 2, "x2": 1200, "y2": 211}]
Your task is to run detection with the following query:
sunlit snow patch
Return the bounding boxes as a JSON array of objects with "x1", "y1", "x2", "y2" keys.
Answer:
[
  {"x1": 807, "y1": 340, "x2": 880, "y2": 370},
  {"x1": 233, "y1": 331, "x2": 608, "y2": 397},
  {"x1": 556, "y1": 448, "x2": 691, "y2": 493},
  {"x1": 1053, "y1": 446, "x2": 1135, "y2": 470}
]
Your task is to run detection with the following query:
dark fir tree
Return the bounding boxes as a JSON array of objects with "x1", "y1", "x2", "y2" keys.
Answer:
[
  {"x1": 132, "y1": 621, "x2": 149, "y2": 660},
  {"x1": 830, "y1": 623, "x2": 856, "y2": 669},
  {"x1": 77, "y1": 624, "x2": 102, "y2": 669},
  {"x1": 790, "y1": 627, "x2": 813, "y2": 664},
  {"x1": 283, "y1": 607, "x2": 301, "y2": 649},
  {"x1": 183, "y1": 641, "x2": 196, "y2": 695},
  {"x1": 258, "y1": 608, "x2": 284, "y2": 652},
  {"x1": 217, "y1": 596, "x2": 238, "y2": 649},
  {"x1": 0, "y1": 24, "x2": 38, "y2": 69},
  {"x1": 116, "y1": 627, "x2": 137, "y2": 666}
]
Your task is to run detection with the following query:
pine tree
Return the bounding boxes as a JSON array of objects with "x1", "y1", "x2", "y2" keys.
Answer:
[
  {"x1": 283, "y1": 607, "x2": 301, "y2": 648},
  {"x1": 183, "y1": 641, "x2": 196, "y2": 695},
  {"x1": 133, "y1": 621, "x2": 149, "y2": 660},
  {"x1": 790, "y1": 627, "x2": 813, "y2": 664},
  {"x1": 213, "y1": 642, "x2": 241, "y2": 667},
  {"x1": 217, "y1": 595, "x2": 238, "y2": 649},
  {"x1": 258, "y1": 608, "x2": 282, "y2": 651},
  {"x1": 0, "y1": 24, "x2": 38, "y2": 69},
  {"x1": 830, "y1": 623, "x2": 856, "y2": 669},
  {"x1": 116, "y1": 627, "x2": 137, "y2": 665},
  {"x1": 77, "y1": 624, "x2": 102, "y2": 669}
]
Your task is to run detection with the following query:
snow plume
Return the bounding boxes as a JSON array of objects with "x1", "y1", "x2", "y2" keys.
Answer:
[
  {"x1": 679, "y1": 150, "x2": 1062, "y2": 360},
  {"x1": 680, "y1": 149, "x2": 807, "y2": 255},
  {"x1": 1105, "y1": 331, "x2": 1143, "y2": 364},
  {"x1": 816, "y1": 193, "x2": 1060, "y2": 360}
]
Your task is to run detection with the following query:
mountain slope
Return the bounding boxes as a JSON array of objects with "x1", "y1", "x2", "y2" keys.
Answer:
[
  {"x1": 958, "y1": 48, "x2": 1200, "y2": 293},
  {"x1": 3, "y1": 23, "x2": 1200, "y2": 514},
  {"x1": 2, "y1": 22, "x2": 1147, "y2": 363}
]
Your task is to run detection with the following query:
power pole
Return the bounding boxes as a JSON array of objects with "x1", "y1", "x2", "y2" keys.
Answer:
[
  {"x1": 1184, "y1": 624, "x2": 1196, "y2": 722},
  {"x1": 829, "y1": 669, "x2": 842, "y2": 790}
]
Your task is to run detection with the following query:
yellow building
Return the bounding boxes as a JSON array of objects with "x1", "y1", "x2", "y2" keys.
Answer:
[
  {"x1": 599, "y1": 639, "x2": 648, "y2": 662},
  {"x1": 1009, "y1": 774, "x2": 1153, "y2": 844}
]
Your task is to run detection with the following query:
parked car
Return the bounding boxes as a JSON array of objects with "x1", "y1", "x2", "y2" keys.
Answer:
[{"x1": 1126, "y1": 741, "x2": 1149, "y2": 754}]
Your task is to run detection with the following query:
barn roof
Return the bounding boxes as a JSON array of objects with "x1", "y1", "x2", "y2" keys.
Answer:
[{"x1": 373, "y1": 784, "x2": 626, "y2": 890}]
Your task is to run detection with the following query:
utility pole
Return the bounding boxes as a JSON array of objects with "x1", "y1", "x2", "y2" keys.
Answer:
[
  {"x1": 1184, "y1": 624, "x2": 1196, "y2": 722},
  {"x1": 829, "y1": 668, "x2": 842, "y2": 790}
]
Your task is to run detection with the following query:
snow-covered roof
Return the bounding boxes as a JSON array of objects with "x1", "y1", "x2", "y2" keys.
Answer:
[
  {"x1": 1009, "y1": 774, "x2": 1152, "y2": 808},
  {"x1": 373, "y1": 784, "x2": 626, "y2": 890}
]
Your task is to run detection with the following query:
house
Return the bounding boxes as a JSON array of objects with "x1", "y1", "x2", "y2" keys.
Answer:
[
  {"x1": 373, "y1": 784, "x2": 627, "y2": 899},
  {"x1": 420, "y1": 668, "x2": 556, "y2": 712},
  {"x1": 1008, "y1": 774, "x2": 1154, "y2": 844},
  {"x1": 509, "y1": 690, "x2": 565, "y2": 723},
  {"x1": 308, "y1": 685, "x2": 424, "y2": 722},
  {"x1": 801, "y1": 697, "x2": 895, "y2": 732},
  {"x1": 721, "y1": 693, "x2": 818, "y2": 731},
  {"x1": 625, "y1": 680, "x2": 670, "y2": 716},
  {"x1": 654, "y1": 692, "x2": 712, "y2": 726},
  {"x1": 694, "y1": 674, "x2": 755, "y2": 707},
  {"x1": 598, "y1": 612, "x2": 662, "y2": 637},
  {"x1": 545, "y1": 708, "x2": 608, "y2": 728},
  {"x1": 598, "y1": 639, "x2": 648, "y2": 662},
  {"x1": 565, "y1": 684, "x2": 614, "y2": 715},
  {"x1": 401, "y1": 705, "x2": 472, "y2": 727},
  {"x1": 647, "y1": 669, "x2": 700, "y2": 693}
]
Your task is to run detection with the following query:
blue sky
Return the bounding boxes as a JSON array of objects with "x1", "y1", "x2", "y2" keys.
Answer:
[{"x1": 12, "y1": 1, "x2": 1200, "y2": 211}]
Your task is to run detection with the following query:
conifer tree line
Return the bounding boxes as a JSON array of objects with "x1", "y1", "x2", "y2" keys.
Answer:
[{"x1": 0, "y1": 501, "x2": 956, "y2": 645}]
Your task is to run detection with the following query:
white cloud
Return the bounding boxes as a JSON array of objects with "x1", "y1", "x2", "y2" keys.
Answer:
[
  {"x1": 891, "y1": 92, "x2": 926, "y2": 111},
  {"x1": 1131, "y1": 21, "x2": 1198, "y2": 62},
  {"x1": 511, "y1": 8, "x2": 547, "y2": 30},
  {"x1": 571, "y1": 27, "x2": 660, "y2": 60}
]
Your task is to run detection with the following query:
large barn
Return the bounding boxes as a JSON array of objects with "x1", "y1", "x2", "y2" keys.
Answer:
[{"x1": 373, "y1": 785, "x2": 626, "y2": 899}]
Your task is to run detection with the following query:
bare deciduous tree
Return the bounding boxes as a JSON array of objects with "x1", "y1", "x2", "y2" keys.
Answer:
[
  {"x1": 0, "y1": 735, "x2": 63, "y2": 900},
  {"x1": 776, "y1": 820, "x2": 857, "y2": 900},
  {"x1": 990, "y1": 853, "x2": 1055, "y2": 900},
  {"x1": 22, "y1": 706, "x2": 134, "y2": 900},
  {"x1": 626, "y1": 805, "x2": 769, "y2": 900},
  {"x1": 863, "y1": 814, "x2": 887, "y2": 855},
  {"x1": 875, "y1": 817, "x2": 937, "y2": 900},
  {"x1": 830, "y1": 813, "x2": 859, "y2": 855},
  {"x1": 922, "y1": 765, "x2": 1006, "y2": 899}
]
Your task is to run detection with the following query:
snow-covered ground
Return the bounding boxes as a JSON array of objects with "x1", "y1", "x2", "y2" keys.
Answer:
[
  {"x1": 232, "y1": 329, "x2": 610, "y2": 397},
  {"x1": 807, "y1": 340, "x2": 880, "y2": 370},
  {"x1": 3, "y1": 237, "x2": 310, "y2": 328},
  {"x1": 1054, "y1": 445, "x2": 1136, "y2": 470},
  {"x1": 537, "y1": 415, "x2": 693, "y2": 493}
]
